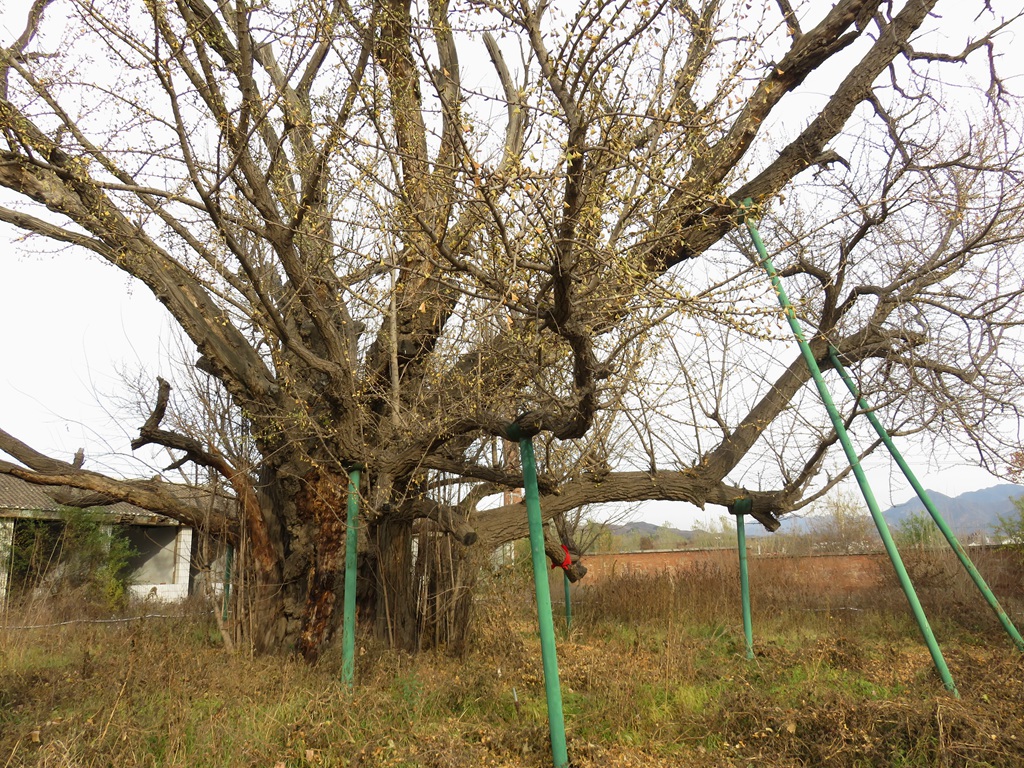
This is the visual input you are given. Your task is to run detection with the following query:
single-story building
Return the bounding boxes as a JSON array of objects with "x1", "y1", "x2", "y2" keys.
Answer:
[{"x1": 0, "y1": 474, "x2": 194, "y2": 606}]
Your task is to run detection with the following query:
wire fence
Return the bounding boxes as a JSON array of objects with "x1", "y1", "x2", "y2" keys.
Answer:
[{"x1": 0, "y1": 611, "x2": 213, "y2": 631}]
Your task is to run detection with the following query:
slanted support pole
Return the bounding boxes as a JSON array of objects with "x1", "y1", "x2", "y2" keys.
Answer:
[
  {"x1": 732, "y1": 499, "x2": 754, "y2": 660},
  {"x1": 511, "y1": 425, "x2": 569, "y2": 768},
  {"x1": 744, "y1": 201, "x2": 958, "y2": 697},
  {"x1": 829, "y1": 347, "x2": 1024, "y2": 653},
  {"x1": 342, "y1": 466, "x2": 361, "y2": 689}
]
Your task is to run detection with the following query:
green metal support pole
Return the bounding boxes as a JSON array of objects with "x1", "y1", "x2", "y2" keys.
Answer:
[
  {"x1": 564, "y1": 571, "x2": 572, "y2": 635},
  {"x1": 734, "y1": 502, "x2": 754, "y2": 660},
  {"x1": 517, "y1": 432, "x2": 569, "y2": 768},
  {"x1": 828, "y1": 347, "x2": 1024, "y2": 652},
  {"x1": 222, "y1": 543, "x2": 234, "y2": 624},
  {"x1": 342, "y1": 467, "x2": 360, "y2": 689},
  {"x1": 744, "y1": 202, "x2": 958, "y2": 697}
]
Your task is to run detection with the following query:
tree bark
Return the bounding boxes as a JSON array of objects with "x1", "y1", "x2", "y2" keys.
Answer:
[{"x1": 370, "y1": 516, "x2": 417, "y2": 651}]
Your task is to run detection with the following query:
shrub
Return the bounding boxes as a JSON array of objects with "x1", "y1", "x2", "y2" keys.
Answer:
[
  {"x1": 6, "y1": 508, "x2": 136, "y2": 612},
  {"x1": 996, "y1": 495, "x2": 1024, "y2": 562}
]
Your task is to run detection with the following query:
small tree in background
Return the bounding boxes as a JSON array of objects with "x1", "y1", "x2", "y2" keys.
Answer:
[
  {"x1": 995, "y1": 497, "x2": 1024, "y2": 563},
  {"x1": 894, "y1": 511, "x2": 942, "y2": 551},
  {"x1": 1001, "y1": 455, "x2": 1024, "y2": 560},
  {"x1": 691, "y1": 515, "x2": 736, "y2": 549},
  {"x1": 809, "y1": 490, "x2": 875, "y2": 554}
]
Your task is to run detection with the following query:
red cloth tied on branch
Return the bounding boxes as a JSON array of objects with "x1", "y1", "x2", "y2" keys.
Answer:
[{"x1": 551, "y1": 544, "x2": 571, "y2": 570}]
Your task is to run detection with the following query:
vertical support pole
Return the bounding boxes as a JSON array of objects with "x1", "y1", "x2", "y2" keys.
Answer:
[
  {"x1": 174, "y1": 527, "x2": 193, "y2": 600},
  {"x1": 222, "y1": 543, "x2": 234, "y2": 624},
  {"x1": 0, "y1": 519, "x2": 14, "y2": 618},
  {"x1": 342, "y1": 467, "x2": 361, "y2": 689},
  {"x1": 733, "y1": 501, "x2": 754, "y2": 660},
  {"x1": 517, "y1": 431, "x2": 569, "y2": 768},
  {"x1": 829, "y1": 347, "x2": 1024, "y2": 652},
  {"x1": 563, "y1": 571, "x2": 572, "y2": 634},
  {"x1": 744, "y1": 202, "x2": 958, "y2": 697}
]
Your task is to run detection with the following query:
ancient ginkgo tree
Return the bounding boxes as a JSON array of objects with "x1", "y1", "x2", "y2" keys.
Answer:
[{"x1": 2, "y1": 0, "x2": 1023, "y2": 658}]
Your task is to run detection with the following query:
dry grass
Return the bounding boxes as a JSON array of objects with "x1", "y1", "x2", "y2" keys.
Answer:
[{"x1": 2, "y1": 563, "x2": 1023, "y2": 767}]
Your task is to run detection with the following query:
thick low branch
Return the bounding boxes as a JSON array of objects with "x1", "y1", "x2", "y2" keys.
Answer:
[
  {"x1": 0, "y1": 459, "x2": 236, "y2": 535},
  {"x1": 0, "y1": 426, "x2": 77, "y2": 475},
  {"x1": 409, "y1": 498, "x2": 478, "y2": 545},
  {"x1": 0, "y1": 423, "x2": 278, "y2": 573},
  {"x1": 471, "y1": 470, "x2": 785, "y2": 552},
  {"x1": 544, "y1": 523, "x2": 587, "y2": 582}
]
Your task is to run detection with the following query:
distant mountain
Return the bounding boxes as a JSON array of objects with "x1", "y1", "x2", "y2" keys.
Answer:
[
  {"x1": 746, "y1": 483, "x2": 1024, "y2": 538},
  {"x1": 606, "y1": 485, "x2": 1024, "y2": 547},
  {"x1": 606, "y1": 521, "x2": 696, "y2": 539},
  {"x1": 881, "y1": 484, "x2": 1024, "y2": 533}
]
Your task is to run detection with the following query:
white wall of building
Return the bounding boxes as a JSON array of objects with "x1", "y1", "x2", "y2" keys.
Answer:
[
  {"x1": 128, "y1": 526, "x2": 192, "y2": 601},
  {"x1": 0, "y1": 519, "x2": 14, "y2": 614}
]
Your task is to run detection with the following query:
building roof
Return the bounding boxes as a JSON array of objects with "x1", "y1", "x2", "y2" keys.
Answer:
[
  {"x1": 0, "y1": 474, "x2": 64, "y2": 513},
  {"x1": 0, "y1": 474, "x2": 183, "y2": 526}
]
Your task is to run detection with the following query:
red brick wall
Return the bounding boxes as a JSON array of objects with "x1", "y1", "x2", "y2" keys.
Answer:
[{"x1": 550, "y1": 545, "x2": 1022, "y2": 600}]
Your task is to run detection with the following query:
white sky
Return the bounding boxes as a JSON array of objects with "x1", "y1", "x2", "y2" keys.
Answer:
[{"x1": 0, "y1": 1, "x2": 1021, "y2": 530}]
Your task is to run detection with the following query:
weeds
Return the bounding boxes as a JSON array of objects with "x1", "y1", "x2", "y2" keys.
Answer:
[
  {"x1": 1, "y1": 564, "x2": 1022, "y2": 767},
  {"x1": 5, "y1": 510, "x2": 138, "y2": 615}
]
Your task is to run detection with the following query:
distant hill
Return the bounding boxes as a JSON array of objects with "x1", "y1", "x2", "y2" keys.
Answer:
[
  {"x1": 881, "y1": 484, "x2": 1024, "y2": 533},
  {"x1": 595, "y1": 520, "x2": 698, "y2": 551},
  {"x1": 606, "y1": 521, "x2": 696, "y2": 539},
  {"x1": 746, "y1": 484, "x2": 1024, "y2": 538},
  {"x1": 600, "y1": 484, "x2": 1024, "y2": 549}
]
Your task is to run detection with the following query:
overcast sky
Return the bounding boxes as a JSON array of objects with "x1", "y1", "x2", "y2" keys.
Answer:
[{"x1": 1, "y1": 1, "x2": 1021, "y2": 530}]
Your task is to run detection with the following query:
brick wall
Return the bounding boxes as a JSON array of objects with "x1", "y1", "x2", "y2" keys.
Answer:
[{"x1": 550, "y1": 545, "x2": 1022, "y2": 601}]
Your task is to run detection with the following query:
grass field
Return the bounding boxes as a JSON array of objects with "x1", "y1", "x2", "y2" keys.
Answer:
[{"x1": 2, "y1": 561, "x2": 1023, "y2": 767}]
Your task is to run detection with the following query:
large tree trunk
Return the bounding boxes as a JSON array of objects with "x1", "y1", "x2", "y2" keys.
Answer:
[
  {"x1": 211, "y1": 518, "x2": 288, "y2": 656},
  {"x1": 224, "y1": 465, "x2": 349, "y2": 661},
  {"x1": 414, "y1": 523, "x2": 479, "y2": 655},
  {"x1": 369, "y1": 516, "x2": 418, "y2": 651},
  {"x1": 293, "y1": 469, "x2": 349, "y2": 662},
  {"x1": 231, "y1": 550, "x2": 288, "y2": 655},
  {"x1": 230, "y1": 466, "x2": 484, "y2": 660},
  {"x1": 362, "y1": 518, "x2": 479, "y2": 655}
]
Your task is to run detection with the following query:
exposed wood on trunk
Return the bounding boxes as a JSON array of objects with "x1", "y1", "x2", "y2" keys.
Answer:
[{"x1": 295, "y1": 469, "x2": 348, "y2": 663}]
